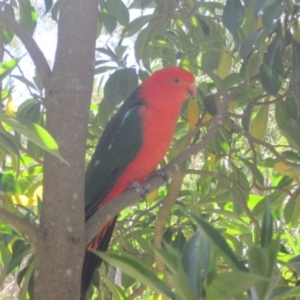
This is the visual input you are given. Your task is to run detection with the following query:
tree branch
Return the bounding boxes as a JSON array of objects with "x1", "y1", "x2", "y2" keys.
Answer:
[
  {"x1": 0, "y1": 208, "x2": 39, "y2": 244},
  {"x1": 154, "y1": 171, "x2": 184, "y2": 275},
  {"x1": 0, "y1": 12, "x2": 51, "y2": 89},
  {"x1": 225, "y1": 120, "x2": 300, "y2": 169}
]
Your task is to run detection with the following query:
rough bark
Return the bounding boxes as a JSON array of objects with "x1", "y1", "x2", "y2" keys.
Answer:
[{"x1": 34, "y1": 1, "x2": 98, "y2": 299}]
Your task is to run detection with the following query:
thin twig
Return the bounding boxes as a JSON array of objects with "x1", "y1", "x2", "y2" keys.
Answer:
[
  {"x1": 0, "y1": 12, "x2": 51, "y2": 89},
  {"x1": 0, "y1": 208, "x2": 39, "y2": 244},
  {"x1": 127, "y1": 284, "x2": 147, "y2": 300},
  {"x1": 225, "y1": 120, "x2": 300, "y2": 169}
]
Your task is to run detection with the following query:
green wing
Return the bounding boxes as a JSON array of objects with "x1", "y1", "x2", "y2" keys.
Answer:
[{"x1": 85, "y1": 89, "x2": 144, "y2": 220}]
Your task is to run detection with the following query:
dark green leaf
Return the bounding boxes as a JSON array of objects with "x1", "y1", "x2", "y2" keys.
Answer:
[
  {"x1": 240, "y1": 28, "x2": 267, "y2": 60},
  {"x1": 182, "y1": 231, "x2": 204, "y2": 299},
  {"x1": 262, "y1": 1, "x2": 284, "y2": 33},
  {"x1": 275, "y1": 99, "x2": 300, "y2": 150},
  {"x1": 0, "y1": 173, "x2": 21, "y2": 194},
  {"x1": 101, "y1": 7, "x2": 117, "y2": 34},
  {"x1": 222, "y1": 0, "x2": 245, "y2": 35},
  {"x1": 261, "y1": 201, "x2": 273, "y2": 247},
  {"x1": 104, "y1": 68, "x2": 138, "y2": 107},
  {"x1": 248, "y1": 246, "x2": 270, "y2": 298},
  {"x1": 292, "y1": 40, "x2": 300, "y2": 119},
  {"x1": 260, "y1": 37, "x2": 284, "y2": 95},
  {"x1": 107, "y1": 0, "x2": 129, "y2": 26},
  {"x1": 95, "y1": 251, "x2": 174, "y2": 299},
  {"x1": 254, "y1": 0, "x2": 267, "y2": 16},
  {"x1": 0, "y1": 133, "x2": 20, "y2": 157},
  {"x1": 272, "y1": 285, "x2": 300, "y2": 299},
  {"x1": 192, "y1": 215, "x2": 242, "y2": 270}
]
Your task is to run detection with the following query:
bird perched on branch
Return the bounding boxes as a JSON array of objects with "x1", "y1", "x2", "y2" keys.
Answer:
[{"x1": 81, "y1": 66, "x2": 196, "y2": 298}]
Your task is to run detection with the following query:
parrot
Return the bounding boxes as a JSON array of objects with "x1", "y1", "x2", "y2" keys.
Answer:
[{"x1": 81, "y1": 66, "x2": 196, "y2": 298}]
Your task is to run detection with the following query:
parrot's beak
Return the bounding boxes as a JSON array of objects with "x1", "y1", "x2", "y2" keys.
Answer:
[{"x1": 187, "y1": 83, "x2": 196, "y2": 96}]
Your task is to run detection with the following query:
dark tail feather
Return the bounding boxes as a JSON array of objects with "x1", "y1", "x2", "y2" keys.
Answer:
[{"x1": 81, "y1": 216, "x2": 117, "y2": 299}]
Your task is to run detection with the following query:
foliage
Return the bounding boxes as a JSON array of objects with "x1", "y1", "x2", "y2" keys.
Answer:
[{"x1": 1, "y1": 0, "x2": 300, "y2": 299}]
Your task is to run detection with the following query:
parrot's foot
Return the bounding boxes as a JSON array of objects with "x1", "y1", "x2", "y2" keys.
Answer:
[
  {"x1": 150, "y1": 169, "x2": 169, "y2": 181},
  {"x1": 129, "y1": 181, "x2": 148, "y2": 199}
]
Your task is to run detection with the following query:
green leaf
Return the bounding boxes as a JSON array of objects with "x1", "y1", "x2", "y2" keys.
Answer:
[
  {"x1": 260, "y1": 37, "x2": 284, "y2": 95},
  {"x1": 0, "y1": 173, "x2": 21, "y2": 194},
  {"x1": 2, "y1": 5, "x2": 15, "y2": 44},
  {"x1": 154, "y1": 246, "x2": 180, "y2": 274},
  {"x1": 172, "y1": 271, "x2": 197, "y2": 300},
  {"x1": 182, "y1": 231, "x2": 205, "y2": 299},
  {"x1": 0, "y1": 132, "x2": 20, "y2": 157},
  {"x1": 0, "y1": 57, "x2": 22, "y2": 81},
  {"x1": 262, "y1": 1, "x2": 284, "y2": 33},
  {"x1": 106, "y1": 0, "x2": 129, "y2": 26},
  {"x1": 292, "y1": 40, "x2": 300, "y2": 119},
  {"x1": 191, "y1": 215, "x2": 242, "y2": 270},
  {"x1": 101, "y1": 7, "x2": 117, "y2": 34},
  {"x1": 11, "y1": 75, "x2": 37, "y2": 91},
  {"x1": 275, "y1": 99, "x2": 300, "y2": 150},
  {"x1": 240, "y1": 28, "x2": 267, "y2": 60},
  {"x1": 272, "y1": 285, "x2": 300, "y2": 299},
  {"x1": 103, "y1": 279, "x2": 126, "y2": 300},
  {"x1": 261, "y1": 201, "x2": 273, "y2": 247},
  {"x1": 19, "y1": 0, "x2": 37, "y2": 35},
  {"x1": 94, "y1": 251, "x2": 174, "y2": 299},
  {"x1": 284, "y1": 196, "x2": 300, "y2": 226},
  {"x1": 122, "y1": 15, "x2": 157, "y2": 37},
  {"x1": 104, "y1": 68, "x2": 138, "y2": 107},
  {"x1": 203, "y1": 93, "x2": 218, "y2": 115},
  {"x1": 222, "y1": 0, "x2": 245, "y2": 35},
  {"x1": 206, "y1": 271, "x2": 261, "y2": 300},
  {"x1": 254, "y1": 0, "x2": 267, "y2": 16},
  {"x1": 0, "y1": 113, "x2": 66, "y2": 163}
]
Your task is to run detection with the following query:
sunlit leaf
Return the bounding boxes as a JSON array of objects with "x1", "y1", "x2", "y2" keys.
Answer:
[
  {"x1": 19, "y1": 0, "x2": 37, "y2": 35},
  {"x1": 0, "y1": 57, "x2": 22, "y2": 81},
  {"x1": 0, "y1": 114, "x2": 65, "y2": 162},
  {"x1": 206, "y1": 271, "x2": 260, "y2": 300}
]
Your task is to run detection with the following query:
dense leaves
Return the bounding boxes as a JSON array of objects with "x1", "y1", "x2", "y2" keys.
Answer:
[{"x1": 2, "y1": 0, "x2": 300, "y2": 299}]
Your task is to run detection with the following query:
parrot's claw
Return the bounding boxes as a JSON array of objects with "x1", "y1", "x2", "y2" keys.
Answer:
[
  {"x1": 129, "y1": 181, "x2": 148, "y2": 199},
  {"x1": 150, "y1": 169, "x2": 169, "y2": 181}
]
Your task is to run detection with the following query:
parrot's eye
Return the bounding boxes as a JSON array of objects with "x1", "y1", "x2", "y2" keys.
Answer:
[{"x1": 173, "y1": 77, "x2": 181, "y2": 84}]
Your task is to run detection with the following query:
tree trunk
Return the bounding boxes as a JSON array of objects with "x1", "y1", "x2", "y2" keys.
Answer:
[{"x1": 34, "y1": 1, "x2": 98, "y2": 299}]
